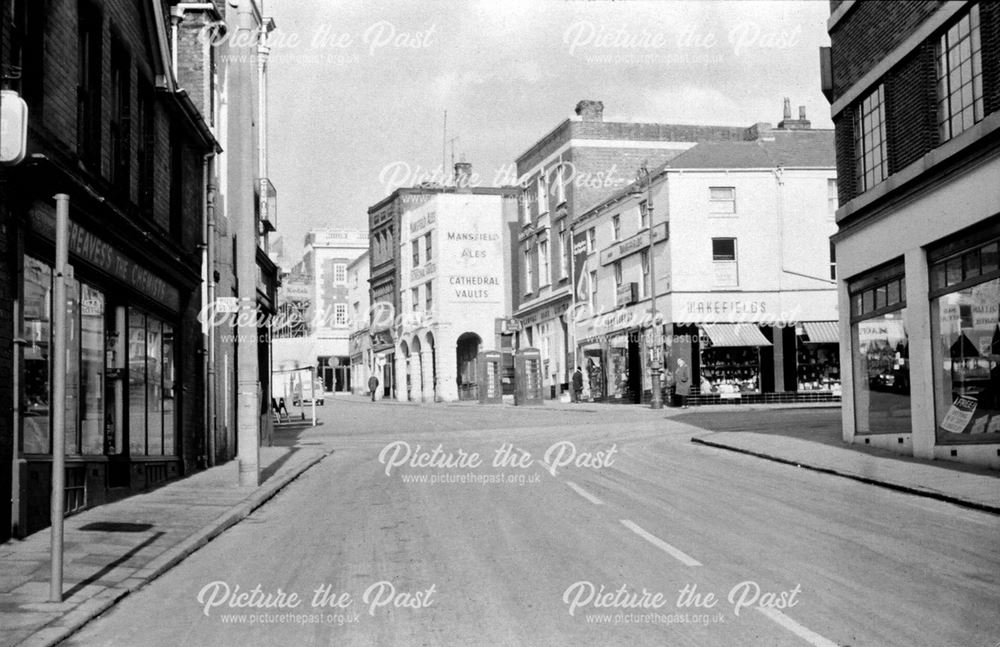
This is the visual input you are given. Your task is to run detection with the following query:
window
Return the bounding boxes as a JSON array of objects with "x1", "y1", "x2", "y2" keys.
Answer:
[
  {"x1": 335, "y1": 303, "x2": 348, "y2": 324},
  {"x1": 523, "y1": 248, "x2": 533, "y2": 293},
  {"x1": 849, "y1": 266, "x2": 909, "y2": 435},
  {"x1": 520, "y1": 191, "x2": 530, "y2": 225},
  {"x1": 936, "y1": 4, "x2": 983, "y2": 142},
  {"x1": 424, "y1": 233, "x2": 432, "y2": 262},
  {"x1": 425, "y1": 282, "x2": 433, "y2": 312},
  {"x1": 612, "y1": 215, "x2": 621, "y2": 241},
  {"x1": 411, "y1": 240, "x2": 420, "y2": 267},
  {"x1": 77, "y1": 1, "x2": 102, "y2": 166},
  {"x1": 12, "y1": 0, "x2": 46, "y2": 113},
  {"x1": 537, "y1": 174, "x2": 548, "y2": 216},
  {"x1": 110, "y1": 37, "x2": 130, "y2": 195},
  {"x1": 854, "y1": 84, "x2": 888, "y2": 191},
  {"x1": 639, "y1": 200, "x2": 649, "y2": 229},
  {"x1": 410, "y1": 288, "x2": 419, "y2": 313},
  {"x1": 830, "y1": 240, "x2": 837, "y2": 281},
  {"x1": 827, "y1": 179, "x2": 838, "y2": 218},
  {"x1": 559, "y1": 231, "x2": 569, "y2": 279},
  {"x1": 137, "y1": 79, "x2": 154, "y2": 214},
  {"x1": 712, "y1": 238, "x2": 738, "y2": 288},
  {"x1": 589, "y1": 270, "x2": 598, "y2": 306},
  {"x1": 641, "y1": 250, "x2": 650, "y2": 297},
  {"x1": 709, "y1": 187, "x2": 735, "y2": 215},
  {"x1": 614, "y1": 261, "x2": 623, "y2": 286},
  {"x1": 538, "y1": 239, "x2": 549, "y2": 287},
  {"x1": 586, "y1": 228, "x2": 596, "y2": 253},
  {"x1": 555, "y1": 164, "x2": 566, "y2": 205},
  {"x1": 334, "y1": 263, "x2": 347, "y2": 284},
  {"x1": 127, "y1": 308, "x2": 176, "y2": 456}
]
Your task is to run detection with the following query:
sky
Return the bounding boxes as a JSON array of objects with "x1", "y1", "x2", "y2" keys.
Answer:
[{"x1": 265, "y1": 0, "x2": 833, "y2": 262}]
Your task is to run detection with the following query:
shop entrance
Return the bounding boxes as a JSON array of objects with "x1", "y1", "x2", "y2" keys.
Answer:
[
  {"x1": 627, "y1": 335, "x2": 642, "y2": 404},
  {"x1": 456, "y1": 332, "x2": 482, "y2": 401}
]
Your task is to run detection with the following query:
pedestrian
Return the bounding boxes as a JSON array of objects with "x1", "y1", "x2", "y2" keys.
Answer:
[
  {"x1": 277, "y1": 397, "x2": 289, "y2": 417},
  {"x1": 368, "y1": 374, "x2": 379, "y2": 401},
  {"x1": 674, "y1": 359, "x2": 691, "y2": 409},
  {"x1": 571, "y1": 366, "x2": 584, "y2": 403},
  {"x1": 663, "y1": 367, "x2": 675, "y2": 406}
]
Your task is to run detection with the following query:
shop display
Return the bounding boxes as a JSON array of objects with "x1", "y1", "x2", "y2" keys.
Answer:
[
  {"x1": 797, "y1": 344, "x2": 841, "y2": 391},
  {"x1": 698, "y1": 347, "x2": 761, "y2": 394}
]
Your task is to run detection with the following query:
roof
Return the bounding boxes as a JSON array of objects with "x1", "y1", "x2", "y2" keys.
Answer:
[{"x1": 664, "y1": 129, "x2": 835, "y2": 169}]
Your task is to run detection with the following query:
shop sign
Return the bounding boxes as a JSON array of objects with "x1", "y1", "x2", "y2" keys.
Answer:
[
  {"x1": 410, "y1": 212, "x2": 436, "y2": 234},
  {"x1": 616, "y1": 282, "x2": 637, "y2": 306},
  {"x1": 215, "y1": 297, "x2": 239, "y2": 313},
  {"x1": 1, "y1": 90, "x2": 28, "y2": 165},
  {"x1": 599, "y1": 223, "x2": 667, "y2": 266},
  {"x1": 281, "y1": 277, "x2": 312, "y2": 301},
  {"x1": 713, "y1": 261, "x2": 739, "y2": 288},
  {"x1": 411, "y1": 262, "x2": 437, "y2": 281}
]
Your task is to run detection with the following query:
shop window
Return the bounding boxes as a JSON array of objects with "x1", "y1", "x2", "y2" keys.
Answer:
[
  {"x1": 700, "y1": 345, "x2": 762, "y2": 395},
  {"x1": 80, "y1": 285, "x2": 105, "y2": 454},
  {"x1": 930, "y1": 237, "x2": 1000, "y2": 443},
  {"x1": 127, "y1": 308, "x2": 176, "y2": 456},
  {"x1": 22, "y1": 258, "x2": 52, "y2": 454},
  {"x1": 709, "y1": 187, "x2": 736, "y2": 215},
  {"x1": 936, "y1": 3, "x2": 983, "y2": 142},
  {"x1": 128, "y1": 309, "x2": 147, "y2": 455},
  {"x1": 854, "y1": 84, "x2": 888, "y2": 191},
  {"x1": 850, "y1": 266, "x2": 910, "y2": 434}
]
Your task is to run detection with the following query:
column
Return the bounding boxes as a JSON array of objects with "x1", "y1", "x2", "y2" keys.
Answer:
[
  {"x1": 436, "y1": 337, "x2": 459, "y2": 402},
  {"x1": 905, "y1": 248, "x2": 935, "y2": 459},
  {"x1": 395, "y1": 350, "x2": 408, "y2": 402},
  {"x1": 421, "y1": 347, "x2": 435, "y2": 402},
  {"x1": 838, "y1": 279, "x2": 856, "y2": 443}
]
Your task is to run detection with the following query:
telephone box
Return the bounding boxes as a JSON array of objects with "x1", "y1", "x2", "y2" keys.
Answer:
[
  {"x1": 477, "y1": 350, "x2": 503, "y2": 404},
  {"x1": 514, "y1": 347, "x2": 544, "y2": 406}
]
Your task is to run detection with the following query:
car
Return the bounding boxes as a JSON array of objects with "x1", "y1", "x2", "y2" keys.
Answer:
[{"x1": 292, "y1": 379, "x2": 325, "y2": 406}]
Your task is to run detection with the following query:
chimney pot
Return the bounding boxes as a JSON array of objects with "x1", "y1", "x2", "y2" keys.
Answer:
[
  {"x1": 783, "y1": 97, "x2": 792, "y2": 119},
  {"x1": 575, "y1": 100, "x2": 604, "y2": 122},
  {"x1": 799, "y1": 105, "x2": 807, "y2": 120}
]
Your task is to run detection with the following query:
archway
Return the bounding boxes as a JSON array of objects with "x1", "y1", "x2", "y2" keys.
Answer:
[
  {"x1": 424, "y1": 332, "x2": 437, "y2": 402},
  {"x1": 410, "y1": 336, "x2": 423, "y2": 402},
  {"x1": 399, "y1": 340, "x2": 410, "y2": 401},
  {"x1": 456, "y1": 332, "x2": 482, "y2": 401}
]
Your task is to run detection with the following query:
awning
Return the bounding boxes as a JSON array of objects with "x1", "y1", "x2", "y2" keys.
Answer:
[
  {"x1": 700, "y1": 324, "x2": 772, "y2": 347},
  {"x1": 802, "y1": 321, "x2": 840, "y2": 344}
]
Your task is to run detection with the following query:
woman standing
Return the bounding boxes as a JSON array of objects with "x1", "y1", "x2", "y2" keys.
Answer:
[{"x1": 674, "y1": 359, "x2": 691, "y2": 409}]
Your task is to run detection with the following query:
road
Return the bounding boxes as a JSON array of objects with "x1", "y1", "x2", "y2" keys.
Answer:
[{"x1": 64, "y1": 399, "x2": 1000, "y2": 646}]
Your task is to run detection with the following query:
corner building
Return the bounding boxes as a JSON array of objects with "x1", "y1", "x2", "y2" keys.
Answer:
[{"x1": 826, "y1": 0, "x2": 1000, "y2": 468}]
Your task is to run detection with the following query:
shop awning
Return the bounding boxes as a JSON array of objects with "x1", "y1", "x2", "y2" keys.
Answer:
[
  {"x1": 802, "y1": 321, "x2": 840, "y2": 344},
  {"x1": 700, "y1": 324, "x2": 772, "y2": 347}
]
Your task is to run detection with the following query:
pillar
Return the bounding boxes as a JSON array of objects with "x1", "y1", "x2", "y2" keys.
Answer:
[
  {"x1": 905, "y1": 248, "x2": 935, "y2": 459},
  {"x1": 421, "y1": 347, "x2": 436, "y2": 402},
  {"x1": 395, "y1": 350, "x2": 408, "y2": 402},
  {"x1": 410, "y1": 349, "x2": 423, "y2": 403}
]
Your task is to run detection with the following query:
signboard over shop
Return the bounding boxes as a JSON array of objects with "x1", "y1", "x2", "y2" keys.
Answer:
[{"x1": 600, "y1": 222, "x2": 668, "y2": 266}]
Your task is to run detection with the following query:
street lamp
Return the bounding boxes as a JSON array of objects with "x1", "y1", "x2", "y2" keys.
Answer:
[{"x1": 635, "y1": 163, "x2": 663, "y2": 409}]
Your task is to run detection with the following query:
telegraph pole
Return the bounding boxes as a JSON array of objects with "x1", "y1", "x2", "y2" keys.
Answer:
[{"x1": 233, "y1": 0, "x2": 259, "y2": 486}]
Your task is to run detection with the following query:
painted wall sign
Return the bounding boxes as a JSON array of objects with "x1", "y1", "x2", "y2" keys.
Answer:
[{"x1": 600, "y1": 222, "x2": 668, "y2": 266}]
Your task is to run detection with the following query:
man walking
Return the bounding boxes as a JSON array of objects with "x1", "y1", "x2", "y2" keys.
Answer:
[
  {"x1": 674, "y1": 359, "x2": 691, "y2": 409},
  {"x1": 571, "y1": 366, "x2": 584, "y2": 403},
  {"x1": 368, "y1": 374, "x2": 379, "y2": 401}
]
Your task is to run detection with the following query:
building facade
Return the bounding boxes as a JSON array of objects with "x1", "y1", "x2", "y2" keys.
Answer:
[
  {"x1": 272, "y1": 229, "x2": 367, "y2": 394},
  {"x1": 395, "y1": 185, "x2": 519, "y2": 403},
  {"x1": 513, "y1": 100, "x2": 769, "y2": 399},
  {"x1": 347, "y1": 251, "x2": 373, "y2": 396},
  {"x1": 826, "y1": 0, "x2": 1000, "y2": 468},
  {"x1": 572, "y1": 106, "x2": 839, "y2": 404}
]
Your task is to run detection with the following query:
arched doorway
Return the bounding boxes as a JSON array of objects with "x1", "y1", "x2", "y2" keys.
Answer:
[
  {"x1": 399, "y1": 340, "x2": 410, "y2": 401},
  {"x1": 456, "y1": 332, "x2": 482, "y2": 401}
]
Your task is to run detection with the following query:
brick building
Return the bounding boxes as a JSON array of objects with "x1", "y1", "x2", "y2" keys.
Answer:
[
  {"x1": 513, "y1": 99, "x2": 777, "y2": 399},
  {"x1": 826, "y1": 0, "x2": 1000, "y2": 468}
]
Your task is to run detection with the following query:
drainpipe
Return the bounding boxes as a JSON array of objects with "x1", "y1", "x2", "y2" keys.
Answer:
[
  {"x1": 169, "y1": 5, "x2": 184, "y2": 79},
  {"x1": 203, "y1": 153, "x2": 218, "y2": 466}
]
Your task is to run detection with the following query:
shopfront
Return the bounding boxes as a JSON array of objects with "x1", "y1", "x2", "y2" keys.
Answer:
[
  {"x1": 16, "y1": 201, "x2": 191, "y2": 536},
  {"x1": 796, "y1": 322, "x2": 842, "y2": 394}
]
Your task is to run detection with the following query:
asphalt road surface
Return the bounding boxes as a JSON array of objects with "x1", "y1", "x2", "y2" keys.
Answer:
[{"x1": 64, "y1": 400, "x2": 1000, "y2": 646}]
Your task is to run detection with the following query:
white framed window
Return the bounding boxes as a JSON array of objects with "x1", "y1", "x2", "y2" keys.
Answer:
[
  {"x1": 828, "y1": 179, "x2": 838, "y2": 218},
  {"x1": 555, "y1": 164, "x2": 566, "y2": 205},
  {"x1": 936, "y1": 4, "x2": 983, "y2": 142},
  {"x1": 854, "y1": 84, "x2": 888, "y2": 191},
  {"x1": 335, "y1": 303, "x2": 348, "y2": 325},
  {"x1": 709, "y1": 187, "x2": 736, "y2": 215},
  {"x1": 639, "y1": 200, "x2": 648, "y2": 229},
  {"x1": 520, "y1": 191, "x2": 530, "y2": 225},
  {"x1": 559, "y1": 231, "x2": 569, "y2": 279},
  {"x1": 612, "y1": 215, "x2": 621, "y2": 241},
  {"x1": 411, "y1": 287, "x2": 419, "y2": 313},
  {"x1": 586, "y1": 228, "x2": 596, "y2": 253},
  {"x1": 830, "y1": 240, "x2": 837, "y2": 281},
  {"x1": 538, "y1": 239, "x2": 550, "y2": 287},
  {"x1": 712, "y1": 238, "x2": 738, "y2": 288},
  {"x1": 411, "y1": 240, "x2": 420, "y2": 267},
  {"x1": 640, "y1": 250, "x2": 649, "y2": 298},
  {"x1": 334, "y1": 263, "x2": 347, "y2": 284},
  {"x1": 523, "y1": 248, "x2": 533, "y2": 294},
  {"x1": 537, "y1": 174, "x2": 548, "y2": 216},
  {"x1": 424, "y1": 233, "x2": 433, "y2": 262},
  {"x1": 589, "y1": 270, "x2": 597, "y2": 306},
  {"x1": 425, "y1": 282, "x2": 433, "y2": 311}
]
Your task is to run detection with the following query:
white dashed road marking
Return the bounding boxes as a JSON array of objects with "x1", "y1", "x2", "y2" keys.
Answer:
[
  {"x1": 757, "y1": 607, "x2": 840, "y2": 647},
  {"x1": 619, "y1": 519, "x2": 702, "y2": 567},
  {"x1": 565, "y1": 481, "x2": 603, "y2": 505}
]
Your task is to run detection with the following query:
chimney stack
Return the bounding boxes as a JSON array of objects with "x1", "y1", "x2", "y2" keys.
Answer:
[
  {"x1": 454, "y1": 161, "x2": 472, "y2": 189},
  {"x1": 777, "y1": 99, "x2": 811, "y2": 130},
  {"x1": 575, "y1": 100, "x2": 604, "y2": 122}
]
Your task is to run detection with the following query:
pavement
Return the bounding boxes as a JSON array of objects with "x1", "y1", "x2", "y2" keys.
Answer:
[{"x1": 0, "y1": 445, "x2": 328, "y2": 647}]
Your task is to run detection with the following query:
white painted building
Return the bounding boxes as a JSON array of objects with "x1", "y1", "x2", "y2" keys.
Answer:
[
  {"x1": 347, "y1": 251, "x2": 373, "y2": 396},
  {"x1": 395, "y1": 187, "x2": 519, "y2": 402},
  {"x1": 572, "y1": 116, "x2": 841, "y2": 404}
]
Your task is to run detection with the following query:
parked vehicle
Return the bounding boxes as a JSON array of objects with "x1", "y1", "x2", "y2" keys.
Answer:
[{"x1": 293, "y1": 378, "x2": 325, "y2": 406}]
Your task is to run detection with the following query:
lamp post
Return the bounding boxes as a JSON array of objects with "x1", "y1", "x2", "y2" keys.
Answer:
[{"x1": 636, "y1": 163, "x2": 663, "y2": 409}]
